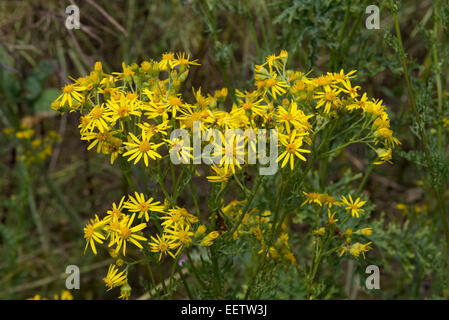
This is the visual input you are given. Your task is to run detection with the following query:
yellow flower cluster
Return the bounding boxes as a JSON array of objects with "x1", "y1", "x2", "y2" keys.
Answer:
[
  {"x1": 52, "y1": 50, "x2": 399, "y2": 178},
  {"x1": 301, "y1": 191, "x2": 373, "y2": 259}
]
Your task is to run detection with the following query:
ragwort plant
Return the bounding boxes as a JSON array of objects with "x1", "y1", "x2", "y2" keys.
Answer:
[{"x1": 51, "y1": 50, "x2": 399, "y2": 299}]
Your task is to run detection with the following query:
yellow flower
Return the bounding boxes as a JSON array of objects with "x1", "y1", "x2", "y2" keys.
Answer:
[
  {"x1": 109, "y1": 213, "x2": 147, "y2": 256},
  {"x1": 376, "y1": 127, "x2": 401, "y2": 148},
  {"x1": 103, "y1": 264, "x2": 127, "y2": 291},
  {"x1": 170, "y1": 52, "x2": 200, "y2": 69},
  {"x1": 113, "y1": 62, "x2": 135, "y2": 80},
  {"x1": 165, "y1": 224, "x2": 194, "y2": 255},
  {"x1": 106, "y1": 93, "x2": 141, "y2": 124},
  {"x1": 149, "y1": 233, "x2": 177, "y2": 260},
  {"x1": 57, "y1": 83, "x2": 84, "y2": 108},
  {"x1": 276, "y1": 101, "x2": 313, "y2": 134},
  {"x1": 277, "y1": 131, "x2": 311, "y2": 170},
  {"x1": 84, "y1": 104, "x2": 112, "y2": 132},
  {"x1": 123, "y1": 129, "x2": 163, "y2": 167},
  {"x1": 314, "y1": 85, "x2": 340, "y2": 113},
  {"x1": 263, "y1": 73, "x2": 289, "y2": 99},
  {"x1": 83, "y1": 215, "x2": 107, "y2": 255},
  {"x1": 341, "y1": 194, "x2": 366, "y2": 218},
  {"x1": 124, "y1": 192, "x2": 165, "y2": 222},
  {"x1": 301, "y1": 191, "x2": 322, "y2": 206}
]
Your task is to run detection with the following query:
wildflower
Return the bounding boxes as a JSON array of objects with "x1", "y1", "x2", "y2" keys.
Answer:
[
  {"x1": 341, "y1": 194, "x2": 366, "y2": 218},
  {"x1": 105, "y1": 196, "x2": 126, "y2": 222},
  {"x1": 123, "y1": 130, "x2": 163, "y2": 166},
  {"x1": 159, "y1": 52, "x2": 175, "y2": 70},
  {"x1": 103, "y1": 264, "x2": 127, "y2": 290},
  {"x1": 336, "y1": 79, "x2": 360, "y2": 98},
  {"x1": 110, "y1": 213, "x2": 147, "y2": 256},
  {"x1": 170, "y1": 52, "x2": 200, "y2": 69},
  {"x1": 165, "y1": 224, "x2": 194, "y2": 254},
  {"x1": 57, "y1": 83, "x2": 84, "y2": 108},
  {"x1": 301, "y1": 191, "x2": 322, "y2": 206},
  {"x1": 124, "y1": 192, "x2": 165, "y2": 222},
  {"x1": 149, "y1": 233, "x2": 177, "y2": 260},
  {"x1": 347, "y1": 92, "x2": 369, "y2": 112},
  {"x1": 276, "y1": 101, "x2": 313, "y2": 134},
  {"x1": 106, "y1": 94, "x2": 141, "y2": 124},
  {"x1": 84, "y1": 104, "x2": 112, "y2": 132},
  {"x1": 263, "y1": 73, "x2": 289, "y2": 99},
  {"x1": 113, "y1": 62, "x2": 135, "y2": 80},
  {"x1": 84, "y1": 216, "x2": 107, "y2": 255},
  {"x1": 59, "y1": 290, "x2": 74, "y2": 300},
  {"x1": 277, "y1": 131, "x2": 311, "y2": 170},
  {"x1": 314, "y1": 85, "x2": 340, "y2": 113}
]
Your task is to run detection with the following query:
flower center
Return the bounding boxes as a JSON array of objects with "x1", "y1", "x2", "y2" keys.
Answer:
[
  {"x1": 91, "y1": 107, "x2": 103, "y2": 120},
  {"x1": 286, "y1": 143, "x2": 296, "y2": 153},
  {"x1": 139, "y1": 141, "x2": 151, "y2": 152}
]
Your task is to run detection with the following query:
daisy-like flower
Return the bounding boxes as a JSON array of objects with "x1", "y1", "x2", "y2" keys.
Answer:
[
  {"x1": 104, "y1": 196, "x2": 126, "y2": 222},
  {"x1": 159, "y1": 52, "x2": 175, "y2": 70},
  {"x1": 347, "y1": 92, "x2": 369, "y2": 112},
  {"x1": 57, "y1": 83, "x2": 84, "y2": 108},
  {"x1": 165, "y1": 224, "x2": 194, "y2": 255},
  {"x1": 328, "y1": 69, "x2": 357, "y2": 84},
  {"x1": 335, "y1": 79, "x2": 360, "y2": 98},
  {"x1": 103, "y1": 264, "x2": 127, "y2": 290},
  {"x1": 161, "y1": 206, "x2": 198, "y2": 228},
  {"x1": 81, "y1": 130, "x2": 118, "y2": 154},
  {"x1": 84, "y1": 104, "x2": 113, "y2": 133},
  {"x1": 83, "y1": 215, "x2": 107, "y2": 255},
  {"x1": 276, "y1": 101, "x2": 313, "y2": 134},
  {"x1": 314, "y1": 85, "x2": 340, "y2": 114},
  {"x1": 263, "y1": 73, "x2": 289, "y2": 99},
  {"x1": 170, "y1": 52, "x2": 200, "y2": 69},
  {"x1": 109, "y1": 213, "x2": 147, "y2": 256},
  {"x1": 277, "y1": 131, "x2": 311, "y2": 170},
  {"x1": 106, "y1": 93, "x2": 141, "y2": 124},
  {"x1": 341, "y1": 194, "x2": 366, "y2": 218},
  {"x1": 124, "y1": 192, "x2": 165, "y2": 222},
  {"x1": 123, "y1": 129, "x2": 163, "y2": 167},
  {"x1": 149, "y1": 234, "x2": 177, "y2": 260},
  {"x1": 301, "y1": 191, "x2": 322, "y2": 206}
]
